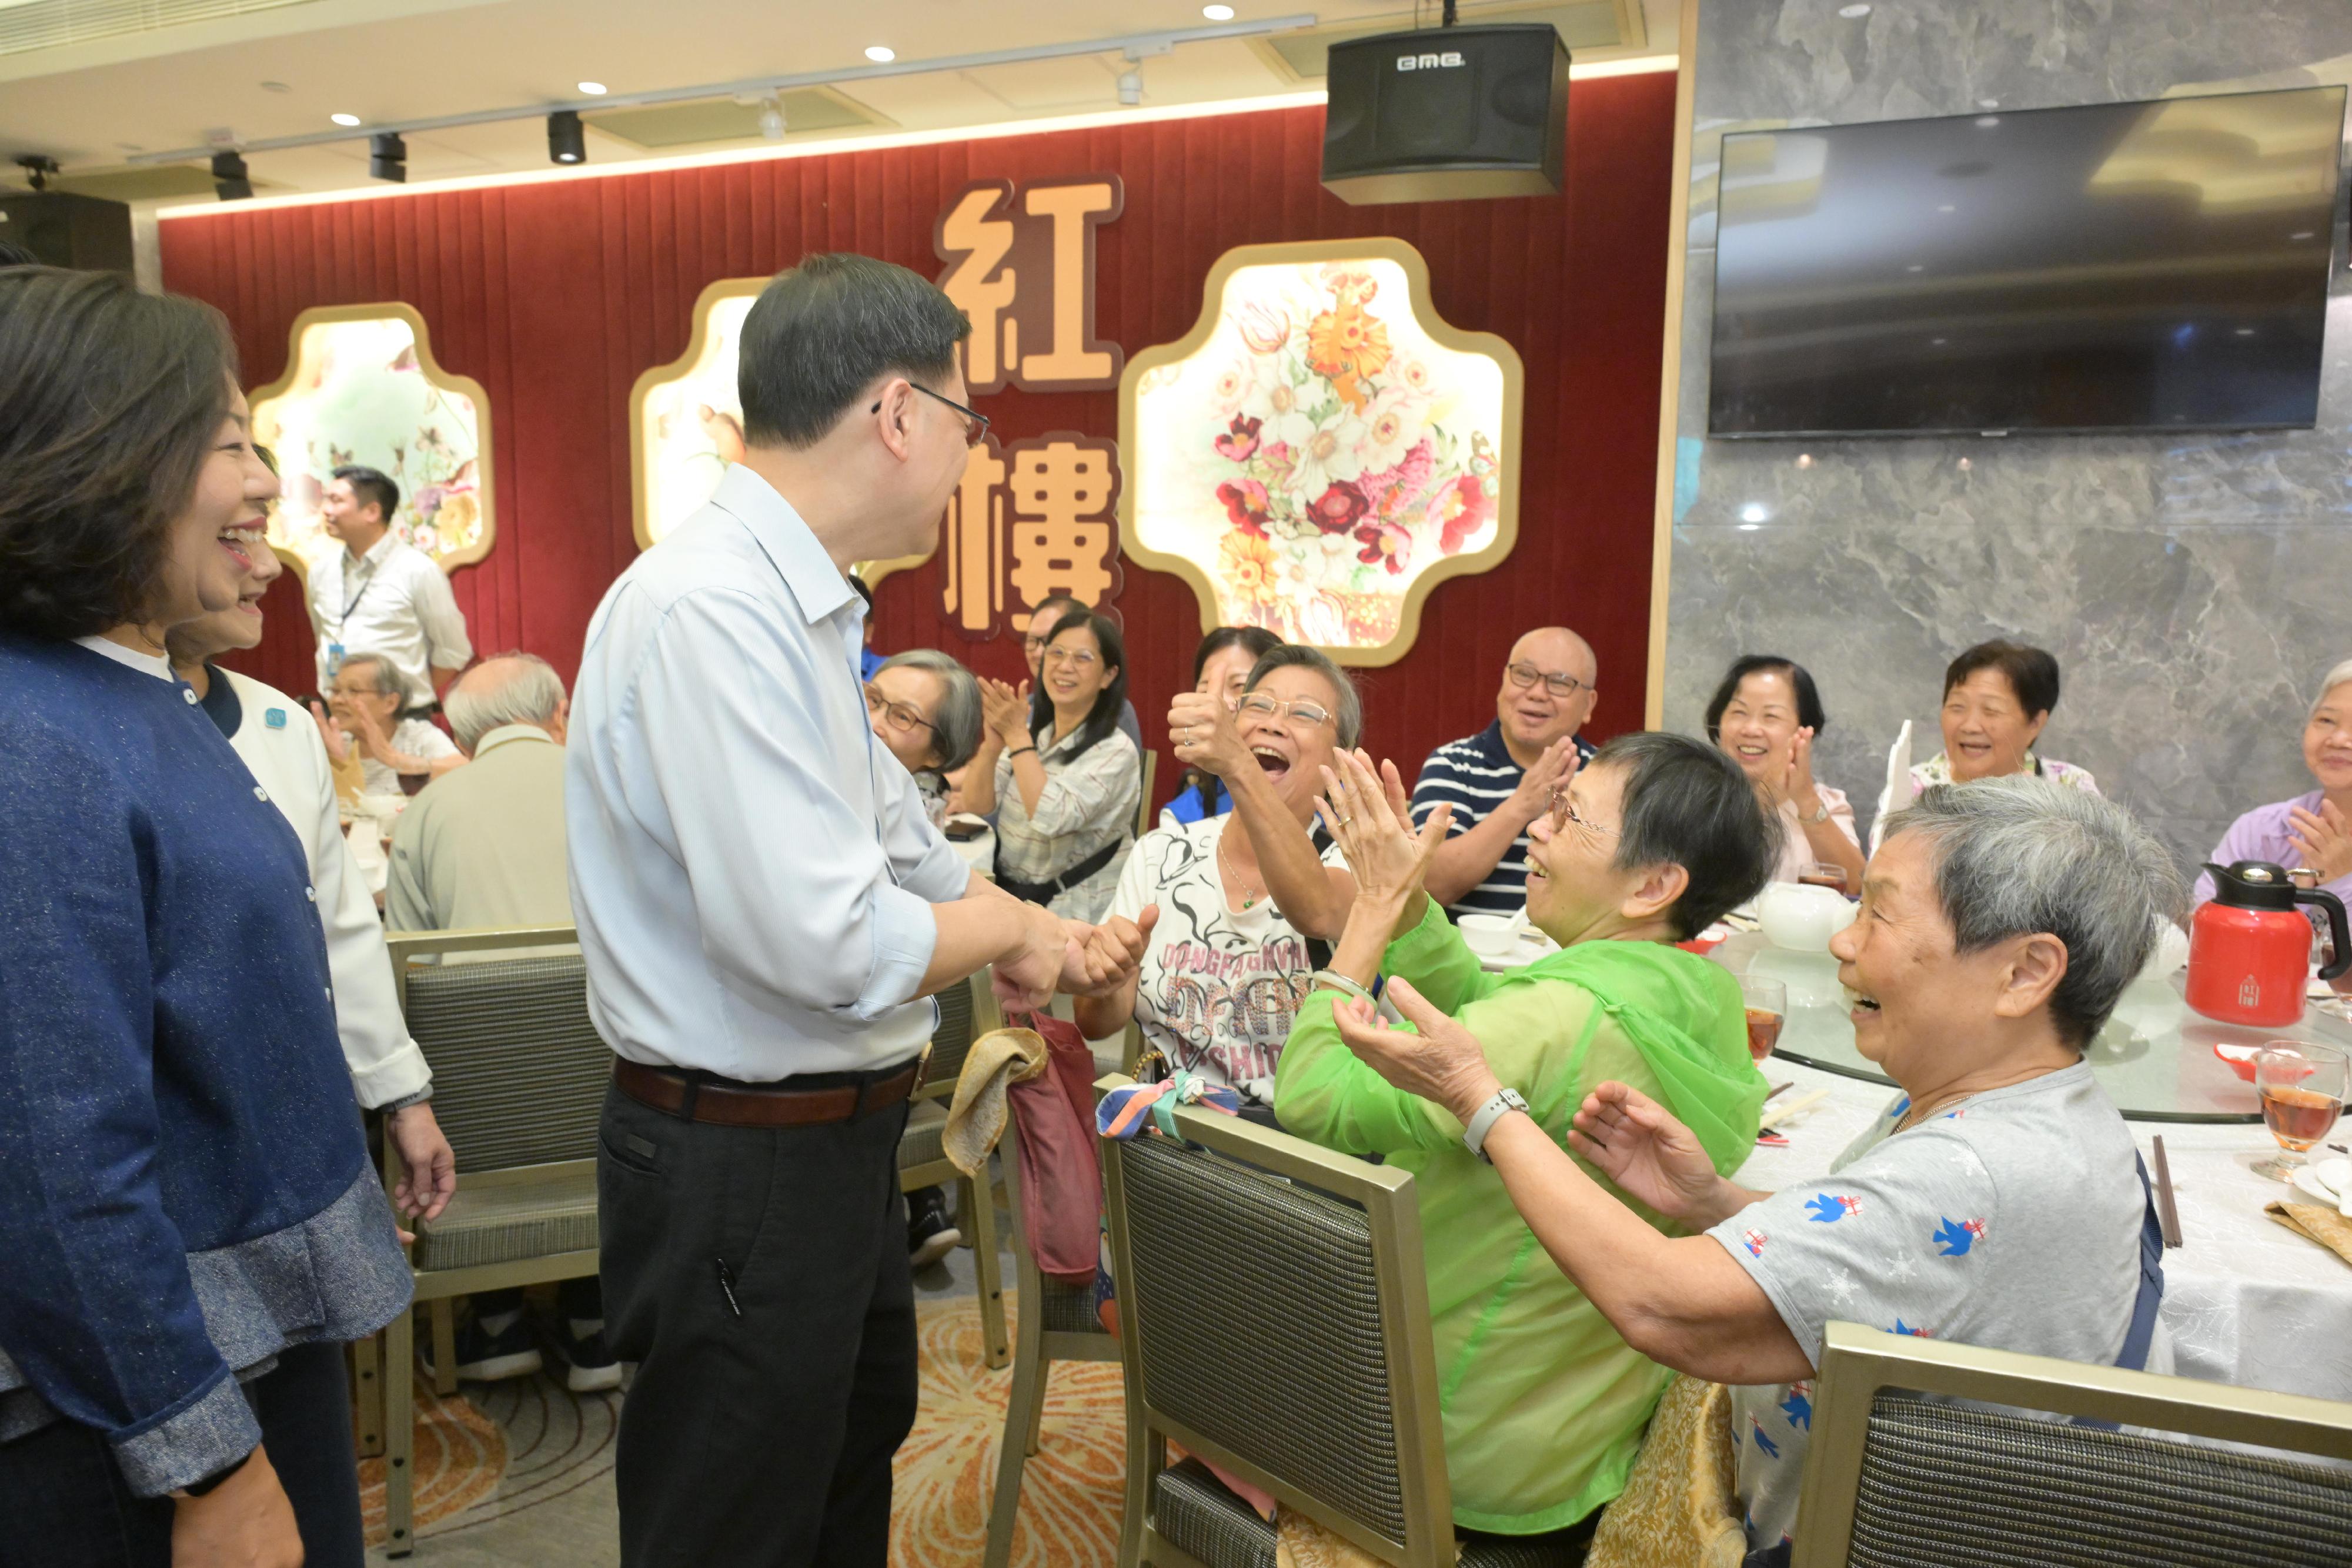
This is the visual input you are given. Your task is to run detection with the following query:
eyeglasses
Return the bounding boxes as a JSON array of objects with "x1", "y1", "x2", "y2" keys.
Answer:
[
  {"x1": 864, "y1": 684, "x2": 937, "y2": 736},
  {"x1": 1041, "y1": 646, "x2": 1101, "y2": 670},
  {"x1": 1545, "y1": 784, "x2": 1618, "y2": 839},
  {"x1": 1237, "y1": 692, "x2": 1335, "y2": 728},
  {"x1": 871, "y1": 382, "x2": 991, "y2": 447},
  {"x1": 1507, "y1": 661, "x2": 1591, "y2": 699}
]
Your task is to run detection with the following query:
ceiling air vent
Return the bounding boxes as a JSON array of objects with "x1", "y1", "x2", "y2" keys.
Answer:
[
  {"x1": 0, "y1": 0, "x2": 323, "y2": 59},
  {"x1": 585, "y1": 88, "x2": 890, "y2": 151}
]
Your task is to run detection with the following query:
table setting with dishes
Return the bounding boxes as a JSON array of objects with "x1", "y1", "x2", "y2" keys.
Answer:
[{"x1": 1706, "y1": 858, "x2": 2352, "y2": 1405}]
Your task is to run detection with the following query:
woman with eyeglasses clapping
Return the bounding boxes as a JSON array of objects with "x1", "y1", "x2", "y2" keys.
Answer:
[{"x1": 963, "y1": 609, "x2": 1140, "y2": 921}]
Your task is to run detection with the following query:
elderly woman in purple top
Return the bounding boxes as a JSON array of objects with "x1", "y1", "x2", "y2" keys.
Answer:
[{"x1": 2194, "y1": 659, "x2": 2352, "y2": 913}]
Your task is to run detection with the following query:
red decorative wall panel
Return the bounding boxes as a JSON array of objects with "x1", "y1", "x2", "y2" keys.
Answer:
[{"x1": 165, "y1": 77, "x2": 1675, "y2": 804}]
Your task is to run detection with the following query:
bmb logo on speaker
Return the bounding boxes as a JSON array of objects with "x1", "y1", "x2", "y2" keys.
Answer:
[{"x1": 1395, "y1": 51, "x2": 1465, "y2": 70}]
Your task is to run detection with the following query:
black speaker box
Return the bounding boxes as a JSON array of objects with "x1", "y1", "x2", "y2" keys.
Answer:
[
  {"x1": 1321, "y1": 23, "x2": 1569, "y2": 205},
  {"x1": 0, "y1": 190, "x2": 135, "y2": 275}
]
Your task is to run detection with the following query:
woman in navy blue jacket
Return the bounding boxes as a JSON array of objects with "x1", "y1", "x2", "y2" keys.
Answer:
[{"x1": 0, "y1": 268, "x2": 411, "y2": 1567}]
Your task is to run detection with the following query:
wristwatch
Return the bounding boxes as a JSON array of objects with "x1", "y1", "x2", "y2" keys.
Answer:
[
  {"x1": 1461, "y1": 1087, "x2": 1529, "y2": 1163},
  {"x1": 1802, "y1": 798, "x2": 1832, "y2": 824}
]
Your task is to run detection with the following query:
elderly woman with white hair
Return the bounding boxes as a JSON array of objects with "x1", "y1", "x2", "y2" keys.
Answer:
[
  {"x1": 1325, "y1": 779, "x2": 2179, "y2": 1566},
  {"x1": 2194, "y1": 658, "x2": 2352, "y2": 914}
]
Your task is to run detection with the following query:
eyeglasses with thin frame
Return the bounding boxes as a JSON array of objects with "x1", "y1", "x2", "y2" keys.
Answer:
[
  {"x1": 1508, "y1": 660, "x2": 1591, "y2": 700},
  {"x1": 1041, "y1": 645, "x2": 1101, "y2": 671},
  {"x1": 1237, "y1": 691, "x2": 1335, "y2": 729},
  {"x1": 864, "y1": 684, "x2": 938, "y2": 737},
  {"x1": 1545, "y1": 784, "x2": 1618, "y2": 839},
  {"x1": 870, "y1": 382, "x2": 991, "y2": 447}
]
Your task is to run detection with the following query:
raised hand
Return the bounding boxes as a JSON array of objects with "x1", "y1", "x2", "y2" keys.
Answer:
[
  {"x1": 2288, "y1": 800, "x2": 2352, "y2": 885},
  {"x1": 1780, "y1": 726, "x2": 1823, "y2": 815},
  {"x1": 1317, "y1": 748, "x2": 1448, "y2": 911},
  {"x1": 1328, "y1": 977, "x2": 1501, "y2": 1125},
  {"x1": 979, "y1": 677, "x2": 1031, "y2": 748},
  {"x1": 1168, "y1": 690, "x2": 1251, "y2": 780},
  {"x1": 1065, "y1": 905, "x2": 1160, "y2": 995},
  {"x1": 1506, "y1": 735, "x2": 1581, "y2": 828},
  {"x1": 1567, "y1": 1080, "x2": 1732, "y2": 1225}
]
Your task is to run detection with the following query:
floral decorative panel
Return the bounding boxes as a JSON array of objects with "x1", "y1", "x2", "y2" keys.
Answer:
[
  {"x1": 630, "y1": 278, "x2": 933, "y2": 587},
  {"x1": 250, "y1": 305, "x2": 493, "y2": 576},
  {"x1": 1119, "y1": 239, "x2": 1523, "y2": 665}
]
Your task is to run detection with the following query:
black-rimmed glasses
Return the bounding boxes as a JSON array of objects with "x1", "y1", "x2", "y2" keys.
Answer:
[
  {"x1": 872, "y1": 382, "x2": 991, "y2": 447},
  {"x1": 1507, "y1": 660, "x2": 1591, "y2": 699}
]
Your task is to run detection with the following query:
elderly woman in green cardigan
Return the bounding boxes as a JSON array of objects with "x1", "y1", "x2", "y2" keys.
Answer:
[{"x1": 1274, "y1": 733, "x2": 1777, "y2": 1545}]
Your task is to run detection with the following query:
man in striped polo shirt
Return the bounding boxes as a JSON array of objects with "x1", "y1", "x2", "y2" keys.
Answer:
[{"x1": 1409, "y1": 627, "x2": 1600, "y2": 919}]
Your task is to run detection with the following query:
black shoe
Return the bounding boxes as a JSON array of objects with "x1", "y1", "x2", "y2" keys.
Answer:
[
  {"x1": 908, "y1": 1187, "x2": 961, "y2": 1269},
  {"x1": 425, "y1": 1315, "x2": 543, "y2": 1383},
  {"x1": 549, "y1": 1323, "x2": 623, "y2": 1394}
]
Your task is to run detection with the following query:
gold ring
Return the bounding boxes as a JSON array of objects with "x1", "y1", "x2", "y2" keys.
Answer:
[{"x1": 1337, "y1": 813, "x2": 1354, "y2": 826}]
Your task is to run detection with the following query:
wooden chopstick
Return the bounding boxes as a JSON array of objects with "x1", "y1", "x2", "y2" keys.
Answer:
[
  {"x1": 1758, "y1": 1088, "x2": 1829, "y2": 1131},
  {"x1": 2150, "y1": 1135, "x2": 2183, "y2": 1250}
]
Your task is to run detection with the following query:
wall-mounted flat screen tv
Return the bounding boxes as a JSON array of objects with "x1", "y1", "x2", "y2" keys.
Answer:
[{"x1": 1708, "y1": 86, "x2": 2346, "y2": 438}]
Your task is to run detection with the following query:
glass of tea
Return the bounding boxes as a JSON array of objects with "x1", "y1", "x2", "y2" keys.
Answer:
[
  {"x1": 1796, "y1": 862, "x2": 1848, "y2": 894},
  {"x1": 2254, "y1": 1041, "x2": 2348, "y2": 1182},
  {"x1": 1738, "y1": 974, "x2": 1788, "y2": 1064}
]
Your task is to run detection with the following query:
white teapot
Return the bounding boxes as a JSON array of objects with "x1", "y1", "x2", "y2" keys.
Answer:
[{"x1": 1757, "y1": 881, "x2": 1858, "y2": 952}]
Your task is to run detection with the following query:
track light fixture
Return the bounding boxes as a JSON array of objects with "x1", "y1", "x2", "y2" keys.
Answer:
[
  {"x1": 547, "y1": 109, "x2": 586, "y2": 165},
  {"x1": 211, "y1": 150, "x2": 252, "y2": 200},
  {"x1": 758, "y1": 95, "x2": 786, "y2": 140},
  {"x1": 369, "y1": 132, "x2": 407, "y2": 183}
]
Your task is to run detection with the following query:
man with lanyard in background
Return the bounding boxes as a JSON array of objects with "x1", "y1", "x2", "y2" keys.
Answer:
[
  {"x1": 567, "y1": 252, "x2": 1153, "y2": 1568},
  {"x1": 306, "y1": 463, "x2": 473, "y2": 705}
]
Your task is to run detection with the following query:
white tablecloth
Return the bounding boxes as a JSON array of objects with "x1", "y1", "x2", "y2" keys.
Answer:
[
  {"x1": 947, "y1": 824, "x2": 995, "y2": 880},
  {"x1": 1735, "y1": 1058, "x2": 2352, "y2": 1403}
]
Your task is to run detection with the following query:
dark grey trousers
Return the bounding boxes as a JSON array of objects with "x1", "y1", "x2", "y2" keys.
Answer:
[{"x1": 597, "y1": 1075, "x2": 916, "y2": 1568}]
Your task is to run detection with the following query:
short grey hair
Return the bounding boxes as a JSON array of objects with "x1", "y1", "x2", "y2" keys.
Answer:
[
  {"x1": 1244, "y1": 644, "x2": 1362, "y2": 749},
  {"x1": 1882, "y1": 780, "x2": 2186, "y2": 1049},
  {"x1": 338, "y1": 651, "x2": 402, "y2": 701},
  {"x1": 445, "y1": 652, "x2": 566, "y2": 751},
  {"x1": 877, "y1": 648, "x2": 983, "y2": 773},
  {"x1": 2313, "y1": 658, "x2": 2352, "y2": 720}
]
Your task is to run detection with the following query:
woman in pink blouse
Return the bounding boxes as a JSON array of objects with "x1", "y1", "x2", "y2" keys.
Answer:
[{"x1": 2194, "y1": 658, "x2": 2352, "y2": 912}]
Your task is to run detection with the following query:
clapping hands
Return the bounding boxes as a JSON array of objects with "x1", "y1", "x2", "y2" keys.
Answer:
[{"x1": 1314, "y1": 748, "x2": 1450, "y2": 912}]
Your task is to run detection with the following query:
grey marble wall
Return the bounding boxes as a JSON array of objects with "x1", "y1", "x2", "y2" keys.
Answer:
[{"x1": 1662, "y1": 0, "x2": 2352, "y2": 876}]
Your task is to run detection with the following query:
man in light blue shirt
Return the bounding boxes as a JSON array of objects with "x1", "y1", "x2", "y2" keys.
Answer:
[{"x1": 568, "y1": 253, "x2": 1148, "y2": 1568}]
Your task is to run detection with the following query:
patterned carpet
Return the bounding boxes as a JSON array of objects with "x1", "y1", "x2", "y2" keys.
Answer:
[{"x1": 357, "y1": 1295, "x2": 1130, "y2": 1564}]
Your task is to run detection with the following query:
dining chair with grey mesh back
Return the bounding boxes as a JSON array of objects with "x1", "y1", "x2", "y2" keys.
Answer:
[
  {"x1": 378, "y1": 924, "x2": 607, "y2": 1559},
  {"x1": 1792, "y1": 1320, "x2": 2352, "y2": 1568},
  {"x1": 983, "y1": 1082, "x2": 1124, "y2": 1568},
  {"x1": 900, "y1": 968, "x2": 1010, "y2": 1369},
  {"x1": 1098, "y1": 1073, "x2": 1512, "y2": 1568}
]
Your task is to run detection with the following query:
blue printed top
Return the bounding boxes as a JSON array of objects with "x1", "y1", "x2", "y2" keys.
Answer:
[{"x1": 0, "y1": 634, "x2": 409, "y2": 1495}]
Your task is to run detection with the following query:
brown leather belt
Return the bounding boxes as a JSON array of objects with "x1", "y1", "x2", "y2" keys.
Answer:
[{"x1": 613, "y1": 1056, "x2": 921, "y2": 1129}]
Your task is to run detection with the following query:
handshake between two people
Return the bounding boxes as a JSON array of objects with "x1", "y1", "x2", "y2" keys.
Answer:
[{"x1": 989, "y1": 901, "x2": 1162, "y2": 1014}]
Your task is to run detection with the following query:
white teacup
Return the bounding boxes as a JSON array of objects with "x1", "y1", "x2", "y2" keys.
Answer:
[{"x1": 1458, "y1": 914, "x2": 1521, "y2": 960}]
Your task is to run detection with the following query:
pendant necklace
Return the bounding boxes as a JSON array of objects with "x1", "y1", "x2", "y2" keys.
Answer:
[{"x1": 1219, "y1": 834, "x2": 1262, "y2": 911}]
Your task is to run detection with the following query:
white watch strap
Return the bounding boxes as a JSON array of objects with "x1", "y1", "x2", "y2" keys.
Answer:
[{"x1": 1462, "y1": 1088, "x2": 1529, "y2": 1163}]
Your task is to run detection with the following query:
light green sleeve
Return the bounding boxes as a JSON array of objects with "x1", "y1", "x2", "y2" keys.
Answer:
[
  {"x1": 1378, "y1": 894, "x2": 1504, "y2": 1014},
  {"x1": 1274, "y1": 964, "x2": 1599, "y2": 1156}
]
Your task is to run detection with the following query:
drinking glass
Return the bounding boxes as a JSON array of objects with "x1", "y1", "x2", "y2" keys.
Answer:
[
  {"x1": 1796, "y1": 862, "x2": 1848, "y2": 894},
  {"x1": 1738, "y1": 975, "x2": 1788, "y2": 1063},
  {"x1": 2254, "y1": 1041, "x2": 2349, "y2": 1182}
]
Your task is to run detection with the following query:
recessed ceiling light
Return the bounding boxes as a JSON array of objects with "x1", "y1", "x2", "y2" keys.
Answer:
[
  {"x1": 330, "y1": 113, "x2": 362, "y2": 126},
  {"x1": 865, "y1": 45, "x2": 896, "y2": 62},
  {"x1": 1202, "y1": 3, "x2": 1237, "y2": 16},
  {"x1": 1739, "y1": 503, "x2": 1769, "y2": 524},
  {"x1": 578, "y1": 81, "x2": 608, "y2": 95}
]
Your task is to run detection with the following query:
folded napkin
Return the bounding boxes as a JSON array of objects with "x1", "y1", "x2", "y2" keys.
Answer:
[
  {"x1": 941, "y1": 1027, "x2": 1047, "y2": 1177},
  {"x1": 2264, "y1": 1201, "x2": 2352, "y2": 1270}
]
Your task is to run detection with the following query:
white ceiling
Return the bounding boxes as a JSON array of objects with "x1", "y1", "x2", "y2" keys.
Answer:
[{"x1": 0, "y1": 0, "x2": 1679, "y2": 207}]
